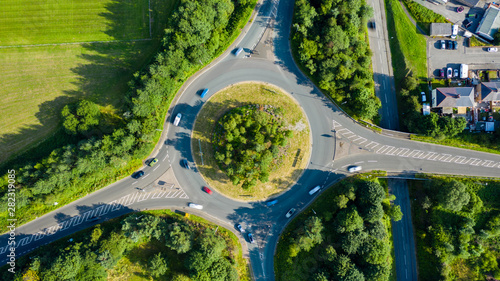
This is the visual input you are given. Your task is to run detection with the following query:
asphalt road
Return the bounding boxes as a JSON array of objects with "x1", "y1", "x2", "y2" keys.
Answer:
[
  {"x1": 367, "y1": 0, "x2": 400, "y2": 130},
  {"x1": 2, "y1": 0, "x2": 500, "y2": 280},
  {"x1": 390, "y1": 179, "x2": 418, "y2": 281}
]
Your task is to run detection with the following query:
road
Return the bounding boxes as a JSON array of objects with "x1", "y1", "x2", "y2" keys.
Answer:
[
  {"x1": 367, "y1": 0, "x2": 400, "y2": 130},
  {"x1": 2, "y1": 0, "x2": 500, "y2": 280},
  {"x1": 390, "y1": 179, "x2": 418, "y2": 281}
]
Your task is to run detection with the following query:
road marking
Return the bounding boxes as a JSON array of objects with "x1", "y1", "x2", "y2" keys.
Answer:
[
  {"x1": 397, "y1": 148, "x2": 411, "y2": 157},
  {"x1": 439, "y1": 154, "x2": 453, "y2": 162},
  {"x1": 341, "y1": 164, "x2": 350, "y2": 168},
  {"x1": 352, "y1": 136, "x2": 367, "y2": 144},
  {"x1": 427, "y1": 153, "x2": 441, "y2": 161},
  {"x1": 365, "y1": 141, "x2": 379, "y2": 149},
  {"x1": 453, "y1": 156, "x2": 468, "y2": 164},
  {"x1": 132, "y1": 181, "x2": 138, "y2": 185},
  {"x1": 163, "y1": 154, "x2": 168, "y2": 161},
  {"x1": 143, "y1": 174, "x2": 149, "y2": 179},
  {"x1": 385, "y1": 95, "x2": 388, "y2": 103},
  {"x1": 355, "y1": 161, "x2": 364, "y2": 164},
  {"x1": 367, "y1": 160, "x2": 378, "y2": 163},
  {"x1": 153, "y1": 164, "x2": 160, "y2": 171},
  {"x1": 482, "y1": 160, "x2": 497, "y2": 168}
]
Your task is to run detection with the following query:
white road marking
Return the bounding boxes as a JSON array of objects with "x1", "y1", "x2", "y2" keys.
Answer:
[
  {"x1": 143, "y1": 174, "x2": 150, "y2": 179},
  {"x1": 153, "y1": 164, "x2": 160, "y2": 171},
  {"x1": 398, "y1": 148, "x2": 411, "y2": 157},
  {"x1": 132, "y1": 181, "x2": 138, "y2": 185},
  {"x1": 367, "y1": 160, "x2": 378, "y2": 163},
  {"x1": 439, "y1": 154, "x2": 453, "y2": 162},
  {"x1": 365, "y1": 141, "x2": 379, "y2": 149},
  {"x1": 355, "y1": 161, "x2": 364, "y2": 164}
]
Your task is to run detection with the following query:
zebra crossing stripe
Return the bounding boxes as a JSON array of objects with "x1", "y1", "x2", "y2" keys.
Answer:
[
  {"x1": 179, "y1": 192, "x2": 189, "y2": 199},
  {"x1": 46, "y1": 225, "x2": 60, "y2": 236},
  {"x1": 482, "y1": 160, "x2": 497, "y2": 168},
  {"x1": 171, "y1": 190, "x2": 182, "y2": 198},
  {"x1": 439, "y1": 154, "x2": 453, "y2": 162},
  {"x1": 376, "y1": 145, "x2": 390, "y2": 154},
  {"x1": 398, "y1": 148, "x2": 411, "y2": 157},
  {"x1": 110, "y1": 200, "x2": 122, "y2": 212},
  {"x1": 152, "y1": 191, "x2": 168, "y2": 199},
  {"x1": 137, "y1": 192, "x2": 151, "y2": 202},
  {"x1": 34, "y1": 231, "x2": 46, "y2": 241},
  {"x1": 125, "y1": 193, "x2": 139, "y2": 206},
  {"x1": 427, "y1": 152, "x2": 440, "y2": 161},
  {"x1": 61, "y1": 219, "x2": 74, "y2": 231},
  {"x1": 385, "y1": 147, "x2": 399, "y2": 155},
  {"x1": 453, "y1": 156, "x2": 468, "y2": 164},
  {"x1": 98, "y1": 204, "x2": 111, "y2": 216},
  {"x1": 365, "y1": 141, "x2": 379, "y2": 149},
  {"x1": 410, "y1": 150, "x2": 425, "y2": 158},
  {"x1": 336, "y1": 128, "x2": 349, "y2": 133}
]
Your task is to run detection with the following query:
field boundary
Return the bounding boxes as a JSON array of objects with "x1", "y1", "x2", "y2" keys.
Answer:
[{"x1": 0, "y1": 38, "x2": 152, "y2": 49}]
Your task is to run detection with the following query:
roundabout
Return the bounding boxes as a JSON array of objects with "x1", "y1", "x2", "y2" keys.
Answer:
[{"x1": 191, "y1": 82, "x2": 311, "y2": 200}]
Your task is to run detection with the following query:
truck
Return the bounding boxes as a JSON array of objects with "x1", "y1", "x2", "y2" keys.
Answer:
[
  {"x1": 460, "y1": 64, "x2": 468, "y2": 79},
  {"x1": 451, "y1": 24, "x2": 458, "y2": 39}
]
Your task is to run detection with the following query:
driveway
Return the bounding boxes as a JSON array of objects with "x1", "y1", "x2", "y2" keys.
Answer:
[{"x1": 428, "y1": 37, "x2": 500, "y2": 78}]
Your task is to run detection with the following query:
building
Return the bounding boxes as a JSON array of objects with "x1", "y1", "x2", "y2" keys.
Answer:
[
  {"x1": 430, "y1": 23, "x2": 452, "y2": 37},
  {"x1": 431, "y1": 87, "x2": 475, "y2": 113},
  {"x1": 455, "y1": 0, "x2": 480, "y2": 7},
  {"x1": 476, "y1": 4, "x2": 500, "y2": 41},
  {"x1": 480, "y1": 82, "x2": 500, "y2": 102}
]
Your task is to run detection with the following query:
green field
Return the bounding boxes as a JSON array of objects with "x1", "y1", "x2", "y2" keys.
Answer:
[
  {"x1": 0, "y1": 0, "x2": 150, "y2": 46},
  {"x1": 0, "y1": 0, "x2": 176, "y2": 163}
]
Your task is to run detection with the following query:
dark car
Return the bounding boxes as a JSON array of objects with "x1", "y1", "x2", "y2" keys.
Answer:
[
  {"x1": 181, "y1": 159, "x2": 190, "y2": 169},
  {"x1": 88, "y1": 216, "x2": 100, "y2": 222},
  {"x1": 132, "y1": 171, "x2": 145, "y2": 179},
  {"x1": 447, "y1": 40, "x2": 453, "y2": 49},
  {"x1": 202, "y1": 186, "x2": 212, "y2": 194},
  {"x1": 248, "y1": 233, "x2": 255, "y2": 243},
  {"x1": 453, "y1": 41, "x2": 458, "y2": 50},
  {"x1": 463, "y1": 19, "x2": 472, "y2": 28},
  {"x1": 368, "y1": 21, "x2": 376, "y2": 29}
]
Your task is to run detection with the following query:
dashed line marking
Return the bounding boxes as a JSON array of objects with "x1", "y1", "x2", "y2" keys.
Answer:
[
  {"x1": 367, "y1": 160, "x2": 378, "y2": 163},
  {"x1": 153, "y1": 165, "x2": 160, "y2": 171},
  {"x1": 354, "y1": 161, "x2": 364, "y2": 164}
]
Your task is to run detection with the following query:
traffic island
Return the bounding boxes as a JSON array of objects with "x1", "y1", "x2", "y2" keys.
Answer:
[{"x1": 191, "y1": 82, "x2": 311, "y2": 200}]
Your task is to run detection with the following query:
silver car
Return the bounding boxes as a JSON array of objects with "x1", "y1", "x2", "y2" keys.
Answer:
[
  {"x1": 285, "y1": 208, "x2": 296, "y2": 218},
  {"x1": 188, "y1": 203, "x2": 203, "y2": 210}
]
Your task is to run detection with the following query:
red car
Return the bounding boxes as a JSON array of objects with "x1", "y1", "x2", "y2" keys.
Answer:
[{"x1": 202, "y1": 186, "x2": 212, "y2": 194}]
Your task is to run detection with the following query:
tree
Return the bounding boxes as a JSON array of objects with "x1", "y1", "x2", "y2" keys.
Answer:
[
  {"x1": 387, "y1": 205, "x2": 403, "y2": 221},
  {"x1": 165, "y1": 223, "x2": 192, "y2": 254},
  {"x1": 335, "y1": 206, "x2": 364, "y2": 233},
  {"x1": 436, "y1": 180, "x2": 470, "y2": 212},
  {"x1": 149, "y1": 253, "x2": 168, "y2": 278},
  {"x1": 361, "y1": 237, "x2": 389, "y2": 265},
  {"x1": 61, "y1": 100, "x2": 101, "y2": 135},
  {"x1": 360, "y1": 203, "x2": 384, "y2": 223},
  {"x1": 358, "y1": 181, "x2": 385, "y2": 205},
  {"x1": 340, "y1": 229, "x2": 368, "y2": 254}
]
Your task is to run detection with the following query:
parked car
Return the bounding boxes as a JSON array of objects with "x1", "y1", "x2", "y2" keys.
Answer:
[
  {"x1": 348, "y1": 165, "x2": 362, "y2": 172},
  {"x1": 421, "y1": 92, "x2": 427, "y2": 102},
  {"x1": 248, "y1": 233, "x2": 255, "y2": 243},
  {"x1": 236, "y1": 224, "x2": 244, "y2": 232},
  {"x1": 447, "y1": 40, "x2": 453, "y2": 49},
  {"x1": 285, "y1": 208, "x2": 296, "y2": 218},
  {"x1": 149, "y1": 158, "x2": 158, "y2": 167},
  {"x1": 181, "y1": 159, "x2": 190, "y2": 169},
  {"x1": 463, "y1": 19, "x2": 472, "y2": 28},
  {"x1": 132, "y1": 171, "x2": 145, "y2": 179},
  {"x1": 453, "y1": 41, "x2": 458, "y2": 50},
  {"x1": 488, "y1": 47, "x2": 498, "y2": 52},
  {"x1": 447, "y1": 67, "x2": 453, "y2": 79},
  {"x1": 202, "y1": 186, "x2": 212, "y2": 194},
  {"x1": 440, "y1": 40, "x2": 446, "y2": 49},
  {"x1": 440, "y1": 68, "x2": 445, "y2": 77},
  {"x1": 188, "y1": 203, "x2": 203, "y2": 210},
  {"x1": 457, "y1": 6, "x2": 464, "y2": 13},
  {"x1": 368, "y1": 21, "x2": 376, "y2": 29},
  {"x1": 454, "y1": 69, "x2": 459, "y2": 77},
  {"x1": 266, "y1": 199, "x2": 278, "y2": 207}
]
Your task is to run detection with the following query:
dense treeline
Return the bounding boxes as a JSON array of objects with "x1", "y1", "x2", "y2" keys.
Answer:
[
  {"x1": 213, "y1": 105, "x2": 292, "y2": 189},
  {"x1": 399, "y1": 72, "x2": 467, "y2": 138},
  {"x1": 0, "y1": 0, "x2": 256, "y2": 227},
  {"x1": 292, "y1": 0, "x2": 380, "y2": 120},
  {"x1": 276, "y1": 178, "x2": 402, "y2": 280},
  {"x1": 411, "y1": 178, "x2": 500, "y2": 280},
  {"x1": 3, "y1": 212, "x2": 242, "y2": 280}
]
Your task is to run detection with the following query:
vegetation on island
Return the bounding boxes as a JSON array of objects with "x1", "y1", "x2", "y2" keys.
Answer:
[
  {"x1": 213, "y1": 105, "x2": 293, "y2": 189},
  {"x1": 1, "y1": 211, "x2": 249, "y2": 281},
  {"x1": 410, "y1": 177, "x2": 500, "y2": 280},
  {"x1": 0, "y1": 0, "x2": 257, "y2": 229},
  {"x1": 275, "y1": 176, "x2": 401, "y2": 281},
  {"x1": 291, "y1": 0, "x2": 381, "y2": 121}
]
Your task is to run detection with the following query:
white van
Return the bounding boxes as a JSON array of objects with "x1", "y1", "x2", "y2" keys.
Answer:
[
  {"x1": 451, "y1": 24, "x2": 458, "y2": 39},
  {"x1": 309, "y1": 185, "x2": 321, "y2": 195}
]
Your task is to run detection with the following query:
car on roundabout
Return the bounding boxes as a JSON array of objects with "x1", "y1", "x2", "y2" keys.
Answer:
[
  {"x1": 236, "y1": 224, "x2": 244, "y2": 232},
  {"x1": 348, "y1": 165, "x2": 362, "y2": 172},
  {"x1": 188, "y1": 203, "x2": 203, "y2": 210},
  {"x1": 266, "y1": 199, "x2": 278, "y2": 206},
  {"x1": 202, "y1": 186, "x2": 212, "y2": 194},
  {"x1": 285, "y1": 208, "x2": 296, "y2": 218},
  {"x1": 247, "y1": 233, "x2": 255, "y2": 243},
  {"x1": 149, "y1": 158, "x2": 158, "y2": 167},
  {"x1": 132, "y1": 171, "x2": 145, "y2": 179}
]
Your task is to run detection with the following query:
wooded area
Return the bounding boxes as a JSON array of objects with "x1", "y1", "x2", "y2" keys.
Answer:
[
  {"x1": 292, "y1": 0, "x2": 380, "y2": 121},
  {"x1": 2, "y1": 212, "x2": 245, "y2": 280},
  {"x1": 213, "y1": 105, "x2": 292, "y2": 189},
  {"x1": 275, "y1": 177, "x2": 402, "y2": 281}
]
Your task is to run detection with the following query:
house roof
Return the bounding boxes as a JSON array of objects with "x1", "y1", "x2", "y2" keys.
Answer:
[
  {"x1": 476, "y1": 6, "x2": 500, "y2": 40},
  {"x1": 480, "y1": 82, "x2": 500, "y2": 101},
  {"x1": 432, "y1": 87, "x2": 475, "y2": 108},
  {"x1": 430, "y1": 23, "x2": 451, "y2": 36},
  {"x1": 456, "y1": 0, "x2": 480, "y2": 7}
]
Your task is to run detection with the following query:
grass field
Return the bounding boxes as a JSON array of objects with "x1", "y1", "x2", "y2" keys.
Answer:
[
  {"x1": 0, "y1": 0, "x2": 177, "y2": 164},
  {"x1": 0, "y1": 0, "x2": 150, "y2": 46},
  {"x1": 191, "y1": 82, "x2": 311, "y2": 200}
]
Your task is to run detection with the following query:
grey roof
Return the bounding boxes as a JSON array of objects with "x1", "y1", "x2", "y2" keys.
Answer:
[
  {"x1": 476, "y1": 6, "x2": 500, "y2": 41},
  {"x1": 433, "y1": 87, "x2": 475, "y2": 108},
  {"x1": 456, "y1": 0, "x2": 480, "y2": 7},
  {"x1": 480, "y1": 82, "x2": 500, "y2": 101},
  {"x1": 430, "y1": 23, "x2": 451, "y2": 36}
]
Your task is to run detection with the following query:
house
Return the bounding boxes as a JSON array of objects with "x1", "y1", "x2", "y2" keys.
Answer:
[
  {"x1": 430, "y1": 23, "x2": 452, "y2": 37},
  {"x1": 476, "y1": 4, "x2": 500, "y2": 41},
  {"x1": 479, "y1": 82, "x2": 500, "y2": 102},
  {"x1": 431, "y1": 87, "x2": 475, "y2": 114},
  {"x1": 455, "y1": 0, "x2": 480, "y2": 7}
]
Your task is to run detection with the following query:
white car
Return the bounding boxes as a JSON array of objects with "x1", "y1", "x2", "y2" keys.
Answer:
[
  {"x1": 188, "y1": 203, "x2": 203, "y2": 210},
  {"x1": 173, "y1": 113, "x2": 182, "y2": 126},
  {"x1": 487, "y1": 47, "x2": 498, "y2": 52},
  {"x1": 285, "y1": 208, "x2": 296, "y2": 218},
  {"x1": 348, "y1": 166, "x2": 362, "y2": 172},
  {"x1": 446, "y1": 68, "x2": 453, "y2": 79},
  {"x1": 453, "y1": 69, "x2": 459, "y2": 77}
]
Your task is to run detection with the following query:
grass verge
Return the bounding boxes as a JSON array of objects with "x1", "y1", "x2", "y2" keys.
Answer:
[
  {"x1": 401, "y1": 0, "x2": 449, "y2": 35},
  {"x1": 191, "y1": 82, "x2": 311, "y2": 200},
  {"x1": 411, "y1": 132, "x2": 500, "y2": 155}
]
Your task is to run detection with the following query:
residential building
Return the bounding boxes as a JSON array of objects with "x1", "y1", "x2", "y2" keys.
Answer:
[
  {"x1": 430, "y1": 23, "x2": 452, "y2": 37},
  {"x1": 431, "y1": 87, "x2": 475, "y2": 114},
  {"x1": 476, "y1": 4, "x2": 500, "y2": 41}
]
